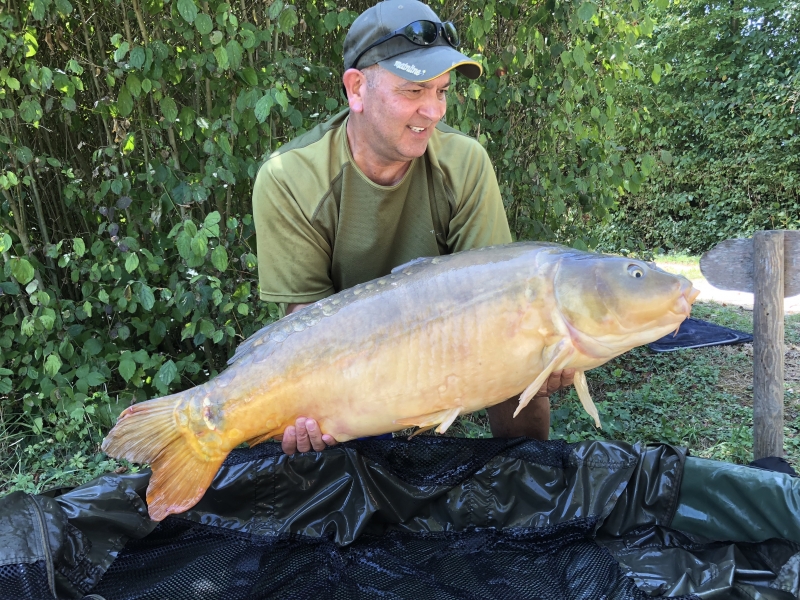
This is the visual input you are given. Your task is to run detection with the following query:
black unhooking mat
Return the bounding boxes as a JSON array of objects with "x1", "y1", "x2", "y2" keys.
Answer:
[
  {"x1": 648, "y1": 317, "x2": 753, "y2": 352},
  {"x1": 2, "y1": 438, "x2": 800, "y2": 600}
]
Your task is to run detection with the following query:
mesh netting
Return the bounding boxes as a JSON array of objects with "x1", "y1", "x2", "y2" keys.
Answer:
[
  {"x1": 344, "y1": 437, "x2": 533, "y2": 486},
  {"x1": 0, "y1": 561, "x2": 52, "y2": 600},
  {"x1": 92, "y1": 517, "x2": 700, "y2": 600}
]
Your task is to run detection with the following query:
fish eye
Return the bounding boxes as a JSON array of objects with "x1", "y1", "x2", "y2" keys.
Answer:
[{"x1": 627, "y1": 264, "x2": 645, "y2": 278}]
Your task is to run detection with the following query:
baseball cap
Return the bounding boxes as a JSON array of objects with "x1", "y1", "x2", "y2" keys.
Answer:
[{"x1": 343, "y1": 0, "x2": 482, "y2": 82}]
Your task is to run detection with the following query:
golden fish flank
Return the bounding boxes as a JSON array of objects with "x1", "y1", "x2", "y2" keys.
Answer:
[{"x1": 101, "y1": 242, "x2": 700, "y2": 521}]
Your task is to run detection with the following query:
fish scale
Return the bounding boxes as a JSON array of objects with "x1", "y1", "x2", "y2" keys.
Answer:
[{"x1": 102, "y1": 242, "x2": 699, "y2": 521}]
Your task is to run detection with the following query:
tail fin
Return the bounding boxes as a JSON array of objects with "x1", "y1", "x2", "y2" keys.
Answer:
[{"x1": 101, "y1": 395, "x2": 225, "y2": 521}]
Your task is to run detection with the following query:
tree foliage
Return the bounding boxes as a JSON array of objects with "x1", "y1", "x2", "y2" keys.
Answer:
[
  {"x1": 599, "y1": 0, "x2": 800, "y2": 254},
  {"x1": 0, "y1": 0, "x2": 653, "y2": 467}
]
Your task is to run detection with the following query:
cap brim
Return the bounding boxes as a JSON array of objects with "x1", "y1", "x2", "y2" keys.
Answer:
[{"x1": 378, "y1": 46, "x2": 482, "y2": 82}]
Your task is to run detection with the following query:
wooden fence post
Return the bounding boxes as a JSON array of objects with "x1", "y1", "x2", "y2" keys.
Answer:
[{"x1": 752, "y1": 231, "x2": 785, "y2": 460}]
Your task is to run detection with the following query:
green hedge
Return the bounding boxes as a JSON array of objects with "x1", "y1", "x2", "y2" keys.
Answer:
[
  {"x1": 597, "y1": 0, "x2": 800, "y2": 254},
  {"x1": 0, "y1": 0, "x2": 655, "y2": 481}
]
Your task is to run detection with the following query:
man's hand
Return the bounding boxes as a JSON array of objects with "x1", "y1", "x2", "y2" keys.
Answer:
[
  {"x1": 281, "y1": 417, "x2": 338, "y2": 454},
  {"x1": 534, "y1": 368, "x2": 575, "y2": 398}
]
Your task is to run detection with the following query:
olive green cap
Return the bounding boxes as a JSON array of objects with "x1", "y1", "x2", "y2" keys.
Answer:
[{"x1": 343, "y1": 0, "x2": 482, "y2": 82}]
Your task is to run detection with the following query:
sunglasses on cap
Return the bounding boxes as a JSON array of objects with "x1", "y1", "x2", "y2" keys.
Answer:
[{"x1": 350, "y1": 20, "x2": 460, "y2": 71}]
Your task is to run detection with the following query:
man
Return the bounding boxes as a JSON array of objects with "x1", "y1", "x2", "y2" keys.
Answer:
[{"x1": 252, "y1": 0, "x2": 573, "y2": 454}]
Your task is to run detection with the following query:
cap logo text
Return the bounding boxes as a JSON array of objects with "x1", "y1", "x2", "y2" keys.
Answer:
[{"x1": 394, "y1": 60, "x2": 424, "y2": 76}]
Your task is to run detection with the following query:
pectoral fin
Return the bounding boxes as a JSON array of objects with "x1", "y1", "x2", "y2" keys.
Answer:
[
  {"x1": 574, "y1": 370, "x2": 602, "y2": 429},
  {"x1": 514, "y1": 341, "x2": 574, "y2": 418},
  {"x1": 395, "y1": 406, "x2": 463, "y2": 436}
]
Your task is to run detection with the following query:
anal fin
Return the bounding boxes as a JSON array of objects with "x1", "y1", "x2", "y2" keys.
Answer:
[
  {"x1": 573, "y1": 370, "x2": 602, "y2": 429},
  {"x1": 395, "y1": 406, "x2": 463, "y2": 436}
]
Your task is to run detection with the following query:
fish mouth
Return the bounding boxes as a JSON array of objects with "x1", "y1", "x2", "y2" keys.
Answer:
[{"x1": 668, "y1": 282, "x2": 700, "y2": 335}]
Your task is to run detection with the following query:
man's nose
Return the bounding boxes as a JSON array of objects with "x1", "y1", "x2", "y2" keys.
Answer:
[{"x1": 418, "y1": 91, "x2": 446, "y2": 122}]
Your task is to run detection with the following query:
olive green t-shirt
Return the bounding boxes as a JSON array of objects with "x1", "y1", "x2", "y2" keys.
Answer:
[{"x1": 253, "y1": 109, "x2": 512, "y2": 305}]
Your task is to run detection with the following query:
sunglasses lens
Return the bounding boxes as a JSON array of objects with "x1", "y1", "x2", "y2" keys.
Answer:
[
  {"x1": 442, "y1": 22, "x2": 460, "y2": 47},
  {"x1": 404, "y1": 20, "x2": 439, "y2": 45}
]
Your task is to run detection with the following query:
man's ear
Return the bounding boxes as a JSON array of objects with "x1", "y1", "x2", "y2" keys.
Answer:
[{"x1": 343, "y1": 68, "x2": 366, "y2": 113}]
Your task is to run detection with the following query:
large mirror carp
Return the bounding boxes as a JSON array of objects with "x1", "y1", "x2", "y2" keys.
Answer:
[{"x1": 102, "y1": 242, "x2": 700, "y2": 520}]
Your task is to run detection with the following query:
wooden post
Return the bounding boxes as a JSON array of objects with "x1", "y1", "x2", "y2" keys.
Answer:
[{"x1": 752, "y1": 231, "x2": 785, "y2": 460}]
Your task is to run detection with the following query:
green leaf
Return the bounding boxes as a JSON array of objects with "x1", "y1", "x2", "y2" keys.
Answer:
[
  {"x1": 651, "y1": 64, "x2": 662, "y2": 84},
  {"x1": 125, "y1": 253, "x2": 140, "y2": 273},
  {"x1": 156, "y1": 359, "x2": 178, "y2": 387},
  {"x1": 138, "y1": 284, "x2": 156, "y2": 310},
  {"x1": 278, "y1": 6, "x2": 298, "y2": 34},
  {"x1": 119, "y1": 357, "x2": 136, "y2": 382},
  {"x1": 129, "y1": 46, "x2": 146, "y2": 69},
  {"x1": 160, "y1": 97, "x2": 178, "y2": 124},
  {"x1": 214, "y1": 46, "x2": 229, "y2": 70},
  {"x1": 117, "y1": 88, "x2": 134, "y2": 117},
  {"x1": 217, "y1": 133, "x2": 232, "y2": 155},
  {"x1": 19, "y1": 100, "x2": 43, "y2": 123},
  {"x1": 269, "y1": 0, "x2": 284, "y2": 20},
  {"x1": 323, "y1": 11, "x2": 338, "y2": 32},
  {"x1": 6, "y1": 77, "x2": 20, "y2": 91},
  {"x1": 190, "y1": 235, "x2": 207, "y2": 257},
  {"x1": 254, "y1": 94, "x2": 274, "y2": 123},
  {"x1": 44, "y1": 354, "x2": 62, "y2": 377},
  {"x1": 590, "y1": 106, "x2": 600, "y2": 120},
  {"x1": 84, "y1": 337, "x2": 103, "y2": 356},
  {"x1": 209, "y1": 30, "x2": 224, "y2": 45},
  {"x1": 86, "y1": 371, "x2": 105, "y2": 386},
  {"x1": 32, "y1": 0, "x2": 46, "y2": 20},
  {"x1": 572, "y1": 46, "x2": 586, "y2": 68},
  {"x1": 114, "y1": 41, "x2": 130, "y2": 62},
  {"x1": 0, "y1": 233, "x2": 12, "y2": 253},
  {"x1": 237, "y1": 303, "x2": 249, "y2": 315},
  {"x1": 660, "y1": 150, "x2": 673, "y2": 165},
  {"x1": 195, "y1": 13, "x2": 213, "y2": 34},
  {"x1": 226, "y1": 40, "x2": 244, "y2": 71},
  {"x1": 576, "y1": 2, "x2": 597, "y2": 21},
  {"x1": 177, "y1": 0, "x2": 198, "y2": 23},
  {"x1": 15, "y1": 146, "x2": 33, "y2": 165},
  {"x1": 61, "y1": 97, "x2": 77, "y2": 111},
  {"x1": 73, "y1": 238, "x2": 86, "y2": 256},
  {"x1": 467, "y1": 83, "x2": 482, "y2": 99},
  {"x1": 211, "y1": 245, "x2": 228, "y2": 271},
  {"x1": 55, "y1": 0, "x2": 73, "y2": 15},
  {"x1": 124, "y1": 71, "x2": 142, "y2": 99},
  {"x1": 11, "y1": 257, "x2": 34, "y2": 285},
  {"x1": 204, "y1": 211, "x2": 221, "y2": 227},
  {"x1": 241, "y1": 67, "x2": 258, "y2": 87}
]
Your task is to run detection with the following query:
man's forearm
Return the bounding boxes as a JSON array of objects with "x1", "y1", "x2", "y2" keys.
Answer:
[{"x1": 287, "y1": 302, "x2": 313, "y2": 315}]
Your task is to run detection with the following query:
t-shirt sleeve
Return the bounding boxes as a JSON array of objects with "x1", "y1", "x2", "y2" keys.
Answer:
[
  {"x1": 445, "y1": 141, "x2": 512, "y2": 253},
  {"x1": 252, "y1": 158, "x2": 335, "y2": 304}
]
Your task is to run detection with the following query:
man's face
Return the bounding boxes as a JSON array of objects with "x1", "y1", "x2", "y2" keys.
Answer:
[{"x1": 356, "y1": 67, "x2": 451, "y2": 164}]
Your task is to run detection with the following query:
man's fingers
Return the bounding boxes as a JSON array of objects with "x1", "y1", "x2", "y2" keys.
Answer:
[
  {"x1": 535, "y1": 368, "x2": 577, "y2": 398},
  {"x1": 294, "y1": 416, "x2": 312, "y2": 453},
  {"x1": 305, "y1": 419, "x2": 327, "y2": 452},
  {"x1": 281, "y1": 426, "x2": 297, "y2": 455},
  {"x1": 560, "y1": 368, "x2": 576, "y2": 389},
  {"x1": 281, "y1": 418, "x2": 338, "y2": 455}
]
